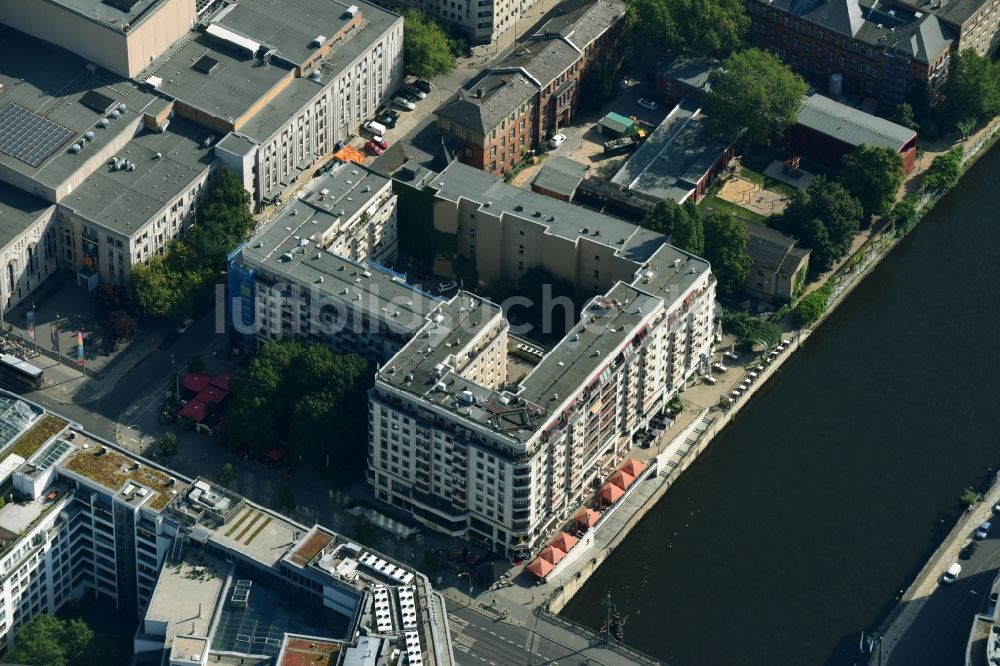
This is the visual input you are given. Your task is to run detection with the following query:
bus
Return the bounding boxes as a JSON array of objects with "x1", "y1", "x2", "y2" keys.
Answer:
[{"x1": 0, "y1": 354, "x2": 43, "y2": 389}]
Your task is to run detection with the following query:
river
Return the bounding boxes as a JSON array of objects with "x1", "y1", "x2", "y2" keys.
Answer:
[{"x1": 562, "y1": 145, "x2": 1000, "y2": 665}]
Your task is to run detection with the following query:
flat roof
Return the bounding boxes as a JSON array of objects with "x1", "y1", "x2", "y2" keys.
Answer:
[
  {"x1": 61, "y1": 117, "x2": 214, "y2": 236},
  {"x1": 242, "y1": 164, "x2": 438, "y2": 332},
  {"x1": 432, "y1": 162, "x2": 664, "y2": 264},
  {"x1": 611, "y1": 98, "x2": 732, "y2": 203},
  {"x1": 47, "y1": 0, "x2": 165, "y2": 27},
  {"x1": 0, "y1": 485, "x2": 65, "y2": 536},
  {"x1": 146, "y1": 554, "x2": 228, "y2": 659},
  {"x1": 0, "y1": 184, "x2": 52, "y2": 250},
  {"x1": 0, "y1": 26, "x2": 160, "y2": 191}
]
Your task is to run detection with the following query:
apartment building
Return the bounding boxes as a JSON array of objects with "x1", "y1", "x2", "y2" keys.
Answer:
[
  {"x1": 894, "y1": 0, "x2": 1000, "y2": 55},
  {"x1": 369, "y1": 162, "x2": 716, "y2": 556},
  {"x1": 0, "y1": 0, "x2": 402, "y2": 304},
  {"x1": 435, "y1": 0, "x2": 627, "y2": 176},
  {"x1": 0, "y1": 392, "x2": 452, "y2": 664},
  {"x1": 228, "y1": 162, "x2": 439, "y2": 361},
  {"x1": 744, "y1": 0, "x2": 954, "y2": 111}
]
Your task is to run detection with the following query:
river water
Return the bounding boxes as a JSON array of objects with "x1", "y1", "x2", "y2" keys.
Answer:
[{"x1": 562, "y1": 145, "x2": 1000, "y2": 665}]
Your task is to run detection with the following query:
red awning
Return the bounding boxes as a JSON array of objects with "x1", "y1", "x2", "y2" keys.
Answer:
[
  {"x1": 197, "y1": 385, "x2": 230, "y2": 405},
  {"x1": 265, "y1": 447, "x2": 287, "y2": 462},
  {"x1": 210, "y1": 370, "x2": 231, "y2": 392},
  {"x1": 574, "y1": 507, "x2": 602, "y2": 528},
  {"x1": 598, "y1": 483, "x2": 624, "y2": 504},
  {"x1": 620, "y1": 459, "x2": 647, "y2": 477},
  {"x1": 182, "y1": 373, "x2": 211, "y2": 393},
  {"x1": 179, "y1": 399, "x2": 207, "y2": 423},
  {"x1": 608, "y1": 470, "x2": 635, "y2": 490},
  {"x1": 538, "y1": 545, "x2": 566, "y2": 565},
  {"x1": 526, "y1": 557, "x2": 553, "y2": 579},
  {"x1": 550, "y1": 532, "x2": 578, "y2": 552}
]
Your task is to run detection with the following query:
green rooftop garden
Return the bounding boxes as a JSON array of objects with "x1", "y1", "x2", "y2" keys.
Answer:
[
  {"x1": 62, "y1": 446, "x2": 183, "y2": 511},
  {"x1": 2, "y1": 415, "x2": 67, "y2": 466}
]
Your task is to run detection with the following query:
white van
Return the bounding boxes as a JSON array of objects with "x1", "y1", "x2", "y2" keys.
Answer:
[
  {"x1": 943, "y1": 562, "x2": 961, "y2": 584},
  {"x1": 364, "y1": 120, "x2": 386, "y2": 137}
]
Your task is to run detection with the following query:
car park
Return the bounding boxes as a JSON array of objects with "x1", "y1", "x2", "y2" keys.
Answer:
[
  {"x1": 976, "y1": 521, "x2": 992, "y2": 539},
  {"x1": 365, "y1": 140, "x2": 384, "y2": 156},
  {"x1": 404, "y1": 85, "x2": 427, "y2": 100},
  {"x1": 638, "y1": 98, "x2": 658, "y2": 110},
  {"x1": 437, "y1": 280, "x2": 458, "y2": 293},
  {"x1": 413, "y1": 79, "x2": 432, "y2": 94},
  {"x1": 960, "y1": 542, "x2": 979, "y2": 560},
  {"x1": 943, "y1": 562, "x2": 962, "y2": 583},
  {"x1": 549, "y1": 133, "x2": 567, "y2": 148},
  {"x1": 394, "y1": 97, "x2": 415, "y2": 111}
]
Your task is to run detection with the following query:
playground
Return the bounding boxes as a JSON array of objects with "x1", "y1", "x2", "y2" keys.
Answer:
[{"x1": 717, "y1": 176, "x2": 790, "y2": 217}]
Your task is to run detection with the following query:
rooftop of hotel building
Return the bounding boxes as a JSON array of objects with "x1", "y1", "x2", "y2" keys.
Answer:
[
  {"x1": 431, "y1": 162, "x2": 665, "y2": 265},
  {"x1": 60, "y1": 117, "x2": 215, "y2": 236},
  {"x1": 0, "y1": 26, "x2": 160, "y2": 191}
]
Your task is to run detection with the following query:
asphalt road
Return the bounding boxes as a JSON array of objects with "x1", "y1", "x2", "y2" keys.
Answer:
[
  {"x1": 447, "y1": 602, "x2": 586, "y2": 666},
  {"x1": 887, "y1": 525, "x2": 1000, "y2": 666}
]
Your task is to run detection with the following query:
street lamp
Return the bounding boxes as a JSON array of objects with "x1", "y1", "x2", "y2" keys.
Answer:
[
  {"x1": 31, "y1": 302, "x2": 37, "y2": 355},
  {"x1": 457, "y1": 572, "x2": 473, "y2": 606}
]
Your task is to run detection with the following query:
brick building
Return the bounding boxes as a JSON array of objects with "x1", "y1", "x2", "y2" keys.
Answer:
[
  {"x1": 435, "y1": 0, "x2": 626, "y2": 176},
  {"x1": 745, "y1": 0, "x2": 954, "y2": 112}
]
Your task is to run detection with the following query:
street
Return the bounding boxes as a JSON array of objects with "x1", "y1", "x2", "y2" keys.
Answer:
[{"x1": 887, "y1": 525, "x2": 1000, "y2": 665}]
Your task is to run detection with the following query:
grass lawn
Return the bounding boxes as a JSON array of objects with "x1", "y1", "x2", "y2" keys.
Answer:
[{"x1": 700, "y1": 195, "x2": 768, "y2": 224}]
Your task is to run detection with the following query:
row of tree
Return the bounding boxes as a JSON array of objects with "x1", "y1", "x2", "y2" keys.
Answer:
[
  {"x1": 626, "y1": 0, "x2": 749, "y2": 58},
  {"x1": 223, "y1": 340, "x2": 373, "y2": 476},
  {"x1": 132, "y1": 169, "x2": 255, "y2": 321},
  {"x1": 899, "y1": 49, "x2": 1000, "y2": 139}
]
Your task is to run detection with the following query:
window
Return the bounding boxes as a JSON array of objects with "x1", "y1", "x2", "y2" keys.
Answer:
[{"x1": 839, "y1": 56, "x2": 845, "y2": 66}]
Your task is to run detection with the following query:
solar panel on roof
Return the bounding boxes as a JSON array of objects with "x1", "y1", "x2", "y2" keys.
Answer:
[
  {"x1": 79, "y1": 90, "x2": 117, "y2": 114},
  {"x1": 0, "y1": 103, "x2": 75, "y2": 168},
  {"x1": 192, "y1": 55, "x2": 220, "y2": 75}
]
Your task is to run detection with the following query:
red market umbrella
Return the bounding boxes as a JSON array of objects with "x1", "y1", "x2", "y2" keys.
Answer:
[
  {"x1": 608, "y1": 469, "x2": 635, "y2": 490},
  {"x1": 598, "y1": 483, "x2": 624, "y2": 504},
  {"x1": 197, "y1": 385, "x2": 229, "y2": 405},
  {"x1": 574, "y1": 507, "x2": 602, "y2": 528},
  {"x1": 526, "y1": 557, "x2": 553, "y2": 579},
  {"x1": 621, "y1": 459, "x2": 647, "y2": 477},
  {"x1": 550, "y1": 532, "x2": 578, "y2": 552},
  {"x1": 179, "y1": 399, "x2": 207, "y2": 423},
  {"x1": 182, "y1": 373, "x2": 211, "y2": 393},
  {"x1": 538, "y1": 545, "x2": 566, "y2": 565},
  {"x1": 210, "y1": 370, "x2": 231, "y2": 392},
  {"x1": 265, "y1": 447, "x2": 287, "y2": 462}
]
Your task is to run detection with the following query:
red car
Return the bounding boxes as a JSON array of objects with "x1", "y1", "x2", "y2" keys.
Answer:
[
  {"x1": 371, "y1": 136, "x2": 389, "y2": 150},
  {"x1": 365, "y1": 140, "x2": 383, "y2": 156}
]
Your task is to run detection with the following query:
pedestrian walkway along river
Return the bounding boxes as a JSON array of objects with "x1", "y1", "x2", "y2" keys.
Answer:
[{"x1": 562, "y1": 145, "x2": 1000, "y2": 665}]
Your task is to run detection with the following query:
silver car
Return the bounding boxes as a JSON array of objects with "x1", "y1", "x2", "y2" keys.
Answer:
[{"x1": 393, "y1": 96, "x2": 415, "y2": 111}]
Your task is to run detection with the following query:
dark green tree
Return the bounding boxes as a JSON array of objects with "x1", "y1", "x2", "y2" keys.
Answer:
[
  {"x1": 704, "y1": 49, "x2": 808, "y2": 145},
  {"x1": 943, "y1": 48, "x2": 1000, "y2": 127},
  {"x1": 624, "y1": 0, "x2": 678, "y2": 56},
  {"x1": 840, "y1": 145, "x2": 904, "y2": 219},
  {"x1": 795, "y1": 290, "x2": 827, "y2": 325},
  {"x1": 218, "y1": 463, "x2": 236, "y2": 486},
  {"x1": 624, "y1": 0, "x2": 747, "y2": 57},
  {"x1": 641, "y1": 199, "x2": 687, "y2": 235},
  {"x1": 923, "y1": 147, "x2": 963, "y2": 191},
  {"x1": 891, "y1": 195, "x2": 919, "y2": 236},
  {"x1": 579, "y1": 60, "x2": 622, "y2": 113},
  {"x1": 105, "y1": 309, "x2": 138, "y2": 343},
  {"x1": 892, "y1": 103, "x2": 919, "y2": 131},
  {"x1": 779, "y1": 177, "x2": 862, "y2": 272},
  {"x1": 403, "y1": 10, "x2": 455, "y2": 79},
  {"x1": 702, "y1": 210, "x2": 752, "y2": 297},
  {"x1": 671, "y1": 203, "x2": 705, "y2": 255},
  {"x1": 157, "y1": 432, "x2": 179, "y2": 466},
  {"x1": 9, "y1": 614, "x2": 93, "y2": 666}
]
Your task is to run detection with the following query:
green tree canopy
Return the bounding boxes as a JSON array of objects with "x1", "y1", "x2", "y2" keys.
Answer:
[
  {"x1": 403, "y1": 10, "x2": 455, "y2": 79},
  {"x1": 892, "y1": 103, "x2": 919, "y2": 131},
  {"x1": 157, "y1": 432, "x2": 178, "y2": 465},
  {"x1": 704, "y1": 49, "x2": 807, "y2": 145},
  {"x1": 9, "y1": 614, "x2": 93, "y2": 666},
  {"x1": 702, "y1": 210, "x2": 752, "y2": 297},
  {"x1": 641, "y1": 199, "x2": 688, "y2": 236},
  {"x1": 795, "y1": 290, "x2": 827, "y2": 325},
  {"x1": 671, "y1": 200, "x2": 705, "y2": 255},
  {"x1": 944, "y1": 48, "x2": 1000, "y2": 127},
  {"x1": 625, "y1": 0, "x2": 747, "y2": 57},
  {"x1": 106, "y1": 309, "x2": 138, "y2": 343},
  {"x1": 224, "y1": 341, "x2": 373, "y2": 474},
  {"x1": 778, "y1": 177, "x2": 862, "y2": 272},
  {"x1": 923, "y1": 147, "x2": 963, "y2": 191},
  {"x1": 840, "y1": 144, "x2": 904, "y2": 219}
]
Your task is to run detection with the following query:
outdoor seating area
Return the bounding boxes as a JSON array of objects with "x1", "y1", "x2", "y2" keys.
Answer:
[
  {"x1": 526, "y1": 531, "x2": 581, "y2": 580},
  {"x1": 598, "y1": 458, "x2": 647, "y2": 508},
  {"x1": 178, "y1": 371, "x2": 232, "y2": 428}
]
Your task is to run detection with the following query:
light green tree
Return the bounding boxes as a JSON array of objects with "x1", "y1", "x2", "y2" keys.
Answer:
[{"x1": 403, "y1": 10, "x2": 454, "y2": 79}]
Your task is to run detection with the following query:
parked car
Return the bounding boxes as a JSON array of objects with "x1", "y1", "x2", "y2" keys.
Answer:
[
  {"x1": 159, "y1": 331, "x2": 180, "y2": 350},
  {"x1": 549, "y1": 133, "x2": 567, "y2": 148},
  {"x1": 637, "y1": 97, "x2": 658, "y2": 111},
  {"x1": 976, "y1": 521, "x2": 992, "y2": 539},
  {"x1": 437, "y1": 280, "x2": 458, "y2": 293},
  {"x1": 943, "y1": 562, "x2": 962, "y2": 584},
  {"x1": 380, "y1": 108, "x2": 400, "y2": 121},
  {"x1": 176, "y1": 318, "x2": 194, "y2": 334},
  {"x1": 413, "y1": 79, "x2": 433, "y2": 94},
  {"x1": 393, "y1": 96, "x2": 416, "y2": 111},
  {"x1": 398, "y1": 88, "x2": 421, "y2": 103},
  {"x1": 375, "y1": 112, "x2": 397, "y2": 129},
  {"x1": 364, "y1": 120, "x2": 387, "y2": 136},
  {"x1": 370, "y1": 136, "x2": 389, "y2": 150},
  {"x1": 960, "y1": 542, "x2": 979, "y2": 560},
  {"x1": 404, "y1": 85, "x2": 427, "y2": 100},
  {"x1": 365, "y1": 140, "x2": 384, "y2": 156}
]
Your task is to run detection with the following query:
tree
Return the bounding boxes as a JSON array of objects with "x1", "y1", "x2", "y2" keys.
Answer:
[
  {"x1": 840, "y1": 145, "x2": 904, "y2": 219},
  {"x1": 93, "y1": 283, "x2": 135, "y2": 315},
  {"x1": 923, "y1": 147, "x2": 963, "y2": 191},
  {"x1": 624, "y1": 0, "x2": 678, "y2": 56},
  {"x1": 157, "y1": 432, "x2": 178, "y2": 466},
  {"x1": 105, "y1": 310, "x2": 138, "y2": 343},
  {"x1": 624, "y1": 0, "x2": 747, "y2": 57},
  {"x1": 892, "y1": 103, "x2": 919, "y2": 131},
  {"x1": 795, "y1": 290, "x2": 827, "y2": 325},
  {"x1": 275, "y1": 486, "x2": 297, "y2": 515},
  {"x1": 778, "y1": 177, "x2": 862, "y2": 272},
  {"x1": 579, "y1": 60, "x2": 622, "y2": 113},
  {"x1": 403, "y1": 10, "x2": 454, "y2": 79},
  {"x1": 702, "y1": 210, "x2": 751, "y2": 297},
  {"x1": 641, "y1": 199, "x2": 687, "y2": 236},
  {"x1": 956, "y1": 117, "x2": 976, "y2": 139},
  {"x1": 9, "y1": 614, "x2": 92, "y2": 666},
  {"x1": 943, "y1": 48, "x2": 1000, "y2": 127},
  {"x1": 671, "y1": 201, "x2": 705, "y2": 255},
  {"x1": 704, "y1": 49, "x2": 808, "y2": 145},
  {"x1": 188, "y1": 354, "x2": 206, "y2": 373},
  {"x1": 218, "y1": 463, "x2": 236, "y2": 486},
  {"x1": 891, "y1": 195, "x2": 919, "y2": 236}
]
